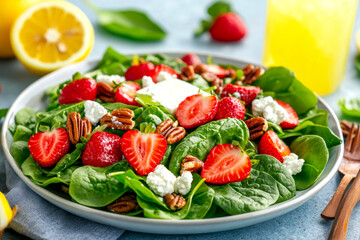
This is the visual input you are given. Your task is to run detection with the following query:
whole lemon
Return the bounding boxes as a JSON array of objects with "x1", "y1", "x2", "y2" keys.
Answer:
[{"x1": 0, "y1": 0, "x2": 41, "y2": 58}]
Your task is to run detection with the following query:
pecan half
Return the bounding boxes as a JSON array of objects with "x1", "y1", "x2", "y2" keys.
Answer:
[
  {"x1": 107, "y1": 194, "x2": 140, "y2": 214},
  {"x1": 155, "y1": 119, "x2": 186, "y2": 144},
  {"x1": 180, "y1": 65, "x2": 195, "y2": 81},
  {"x1": 194, "y1": 63, "x2": 208, "y2": 74},
  {"x1": 242, "y1": 64, "x2": 264, "y2": 85},
  {"x1": 66, "y1": 112, "x2": 92, "y2": 144},
  {"x1": 227, "y1": 68, "x2": 237, "y2": 80},
  {"x1": 165, "y1": 193, "x2": 186, "y2": 211},
  {"x1": 97, "y1": 82, "x2": 116, "y2": 102},
  {"x1": 212, "y1": 77, "x2": 224, "y2": 94},
  {"x1": 245, "y1": 117, "x2": 268, "y2": 140},
  {"x1": 100, "y1": 108, "x2": 135, "y2": 130},
  {"x1": 201, "y1": 72, "x2": 219, "y2": 83},
  {"x1": 180, "y1": 155, "x2": 204, "y2": 175}
]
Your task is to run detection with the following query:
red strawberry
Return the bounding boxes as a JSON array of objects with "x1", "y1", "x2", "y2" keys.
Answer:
[
  {"x1": 150, "y1": 64, "x2": 179, "y2": 82},
  {"x1": 209, "y1": 12, "x2": 247, "y2": 42},
  {"x1": 59, "y1": 78, "x2": 97, "y2": 105},
  {"x1": 28, "y1": 128, "x2": 70, "y2": 167},
  {"x1": 258, "y1": 130, "x2": 291, "y2": 162},
  {"x1": 275, "y1": 100, "x2": 299, "y2": 129},
  {"x1": 221, "y1": 84, "x2": 261, "y2": 106},
  {"x1": 124, "y1": 62, "x2": 155, "y2": 81},
  {"x1": 181, "y1": 53, "x2": 201, "y2": 66},
  {"x1": 202, "y1": 64, "x2": 228, "y2": 78},
  {"x1": 201, "y1": 143, "x2": 251, "y2": 184},
  {"x1": 82, "y1": 132, "x2": 122, "y2": 168},
  {"x1": 215, "y1": 97, "x2": 245, "y2": 120},
  {"x1": 115, "y1": 82, "x2": 141, "y2": 106},
  {"x1": 176, "y1": 94, "x2": 218, "y2": 129},
  {"x1": 121, "y1": 130, "x2": 167, "y2": 176}
]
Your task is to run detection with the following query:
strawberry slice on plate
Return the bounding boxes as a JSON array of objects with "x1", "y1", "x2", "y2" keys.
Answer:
[
  {"x1": 201, "y1": 143, "x2": 251, "y2": 184},
  {"x1": 124, "y1": 62, "x2": 155, "y2": 81},
  {"x1": 258, "y1": 130, "x2": 291, "y2": 162},
  {"x1": 82, "y1": 132, "x2": 123, "y2": 168},
  {"x1": 176, "y1": 94, "x2": 218, "y2": 129},
  {"x1": 181, "y1": 53, "x2": 201, "y2": 66},
  {"x1": 221, "y1": 84, "x2": 261, "y2": 106},
  {"x1": 121, "y1": 130, "x2": 167, "y2": 176},
  {"x1": 28, "y1": 128, "x2": 70, "y2": 167},
  {"x1": 204, "y1": 64, "x2": 228, "y2": 78},
  {"x1": 59, "y1": 78, "x2": 97, "y2": 105},
  {"x1": 151, "y1": 64, "x2": 179, "y2": 82},
  {"x1": 115, "y1": 82, "x2": 141, "y2": 106},
  {"x1": 275, "y1": 100, "x2": 299, "y2": 129}
]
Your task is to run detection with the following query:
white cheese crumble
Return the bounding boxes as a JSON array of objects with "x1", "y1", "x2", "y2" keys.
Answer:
[
  {"x1": 157, "y1": 71, "x2": 177, "y2": 82},
  {"x1": 146, "y1": 165, "x2": 176, "y2": 197},
  {"x1": 96, "y1": 74, "x2": 125, "y2": 85},
  {"x1": 142, "y1": 76, "x2": 155, "y2": 88},
  {"x1": 174, "y1": 171, "x2": 193, "y2": 196},
  {"x1": 252, "y1": 96, "x2": 289, "y2": 125},
  {"x1": 233, "y1": 92, "x2": 241, "y2": 99},
  {"x1": 282, "y1": 153, "x2": 305, "y2": 175},
  {"x1": 137, "y1": 78, "x2": 210, "y2": 115},
  {"x1": 84, "y1": 100, "x2": 108, "y2": 125}
]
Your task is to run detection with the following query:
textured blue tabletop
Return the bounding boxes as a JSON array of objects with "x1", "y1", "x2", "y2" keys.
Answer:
[{"x1": 1, "y1": 0, "x2": 360, "y2": 239}]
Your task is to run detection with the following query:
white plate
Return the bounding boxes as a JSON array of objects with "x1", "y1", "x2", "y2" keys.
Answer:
[{"x1": 1, "y1": 53, "x2": 344, "y2": 234}]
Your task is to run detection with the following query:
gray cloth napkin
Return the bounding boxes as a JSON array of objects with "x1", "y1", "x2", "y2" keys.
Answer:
[{"x1": 0, "y1": 148, "x2": 124, "y2": 240}]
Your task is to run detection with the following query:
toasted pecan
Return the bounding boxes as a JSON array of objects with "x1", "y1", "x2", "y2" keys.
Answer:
[
  {"x1": 66, "y1": 112, "x2": 92, "y2": 144},
  {"x1": 100, "y1": 108, "x2": 135, "y2": 130},
  {"x1": 245, "y1": 117, "x2": 268, "y2": 141}
]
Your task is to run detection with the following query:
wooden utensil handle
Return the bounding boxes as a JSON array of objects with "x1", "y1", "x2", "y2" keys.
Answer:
[
  {"x1": 328, "y1": 170, "x2": 360, "y2": 240},
  {"x1": 321, "y1": 174, "x2": 354, "y2": 219}
]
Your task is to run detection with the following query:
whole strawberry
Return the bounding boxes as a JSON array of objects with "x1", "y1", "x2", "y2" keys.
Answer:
[
  {"x1": 181, "y1": 53, "x2": 201, "y2": 66},
  {"x1": 82, "y1": 132, "x2": 123, "y2": 167},
  {"x1": 221, "y1": 84, "x2": 261, "y2": 106},
  {"x1": 124, "y1": 62, "x2": 155, "y2": 81},
  {"x1": 28, "y1": 128, "x2": 70, "y2": 167},
  {"x1": 59, "y1": 78, "x2": 97, "y2": 105},
  {"x1": 195, "y1": 1, "x2": 247, "y2": 42},
  {"x1": 215, "y1": 97, "x2": 245, "y2": 120}
]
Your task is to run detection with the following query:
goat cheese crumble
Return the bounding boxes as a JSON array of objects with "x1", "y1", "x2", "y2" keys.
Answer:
[
  {"x1": 146, "y1": 165, "x2": 176, "y2": 197},
  {"x1": 157, "y1": 71, "x2": 177, "y2": 82},
  {"x1": 174, "y1": 171, "x2": 193, "y2": 195},
  {"x1": 84, "y1": 100, "x2": 107, "y2": 125},
  {"x1": 233, "y1": 92, "x2": 241, "y2": 99},
  {"x1": 252, "y1": 96, "x2": 289, "y2": 124},
  {"x1": 282, "y1": 153, "x2": 305, "y2": 175},
  {"x1": 96, "y1": 75, "x2": 125, "y2": 85},
  {"x1": 142, "y1": 76, "x2": 155, "y2": 88}
]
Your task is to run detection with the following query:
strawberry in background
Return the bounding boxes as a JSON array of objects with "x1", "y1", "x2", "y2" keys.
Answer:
[{"x1": 194, "y1": 0, "x2": 247, "y2": 42}]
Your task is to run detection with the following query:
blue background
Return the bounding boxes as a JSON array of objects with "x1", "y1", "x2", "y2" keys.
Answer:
[{"x1": 1, "y1": 0, "x2": 360, "y2": 239}]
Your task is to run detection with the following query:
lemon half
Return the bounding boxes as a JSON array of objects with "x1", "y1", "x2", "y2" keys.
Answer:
[
  {"x1": 11, "y1": 0, "x2": 94, "y2": 75},
  {"x1": 0, "y1": 192, "x2": 17, "y2": 235}
]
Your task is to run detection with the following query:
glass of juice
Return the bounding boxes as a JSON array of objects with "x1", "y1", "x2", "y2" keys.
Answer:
[{"x1": 263, "y1": 0, "x2": 358, "y2": 95}]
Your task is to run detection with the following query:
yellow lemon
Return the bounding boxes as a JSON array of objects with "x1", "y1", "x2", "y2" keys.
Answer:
[
  {"x1": 11, "y1": 0, "x2": 94, "y2": 75},
  {"x1": 0, "y1": 192, "x2": 17, "y2": 234},
  {"x1": 356, "y1": 30, "x2": 360, "y2": 53},
  {"x1": 0, "y1": 0, "x2": 41, "y2": 58}
]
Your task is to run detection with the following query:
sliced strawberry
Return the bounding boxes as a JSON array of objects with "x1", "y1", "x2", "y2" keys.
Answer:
[
  {"x1": 215, "y1": 97, "x2": 245, "y2": 120},
  {"x1": 221, "y1": 84, "x2": 261, "y2": 106},
  {"x1": 258, "y1": 130, "x2": 291, "y2": 162},
  {"x1": 59, "y1": 78, "x2": 97, "y2": 105},
  {"x1": 121, "y1": 130, "x2": 167, "y2": 176},
  {"x1": 275, "y1": 100, "x2": 299, "y2": 129},
  {"x1": 115, "y1": 82, "x2": 141, "y2": 106},
  {"x1": 203, "y1": 64, "x2": 228, "y2": 78},
  {"x1": 28, "y1": 128, "x2": 70, "y2": 167},
  {"x1": 201, "y1": 143, "x2": 251, "y2": 184},
  {"x1": 176, "y1": 94, "x2": 218, "y2": 129},
  {"x1": 82, "y1": 132, "x2": 122, "y2": 167},
  {"x1": 124, "y1": 62, "x2": 155, "y2": 81},
  {"x1": 181, "y1": 53, "x2": 201, "y2": 66},
  {"x1": 150, "y1": 64, "x2": 179, "y2": 82}
]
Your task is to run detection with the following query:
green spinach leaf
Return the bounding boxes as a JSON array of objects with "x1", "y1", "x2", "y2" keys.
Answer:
[
  {"x1": 290, "y1": 135, "x2": 329, "y2": 190},
  {"x1": 169, "y1": 118, "x2": 249, "y2": 175},
  {"x1": 13, "y1": 125, "x2": 33, "y2": 142},
  {"x1": 190, "y1": 75, "x2": 211, "y2": 90},
  {"x1": 134, "y1": 105, "x2": 174, "y2": 127},
  {"x1": 299, "y1": 108, "x2": 328, "y2": 126},
  {"x1": 15, "y1": 107, "x2": 36, "y2": 129},
  {"x1": 10, "y1": 141, "x2": 30, "y2": 166},
  {"x1": 0, "y1": 108, "x2": 8, "y2": 119}
]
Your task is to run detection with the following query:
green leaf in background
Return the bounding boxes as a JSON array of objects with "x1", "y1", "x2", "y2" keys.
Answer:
[
  {"x1": 0, "y1": 108, "x2": 8, "y2": 119},
  {"x1": 86, "y1": 1, "x2": 166, "y2": 41},
  {"x1": 10, "y1": 141, "x2": 30, "y2": 166},
  {"x1": 338, "y1": 98, "x2": 360, "y2": 118},
  {"x1": 194, "y1": 20, "x2": 212, "y2": 37},
  {"x1": 290, "y1": 135, "x2": 329, "y2": 190},
  {"x1": 355, "y1": 54, "x2": 360, "y2": 77},
  {"x1": 207, "y1": 1, "x2": 232, "y2": 18}
]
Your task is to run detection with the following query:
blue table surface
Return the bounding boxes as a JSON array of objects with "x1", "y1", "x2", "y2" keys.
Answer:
[{"x1": 1, "y1": 0, "x2": 360, "y2": 239}]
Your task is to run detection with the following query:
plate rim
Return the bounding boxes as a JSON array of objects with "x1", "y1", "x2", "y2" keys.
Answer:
[{"x1": 1, "y1": 52, "x2": 344, "y2": 227}]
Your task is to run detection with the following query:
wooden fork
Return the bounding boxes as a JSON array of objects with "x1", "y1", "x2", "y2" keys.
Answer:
[
  {"x1": 327, "y1": 123, "x2": 360, "y2": 240},
  {"x1": 321, "y1": 123, "x2": 360, "y2": 219}
]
